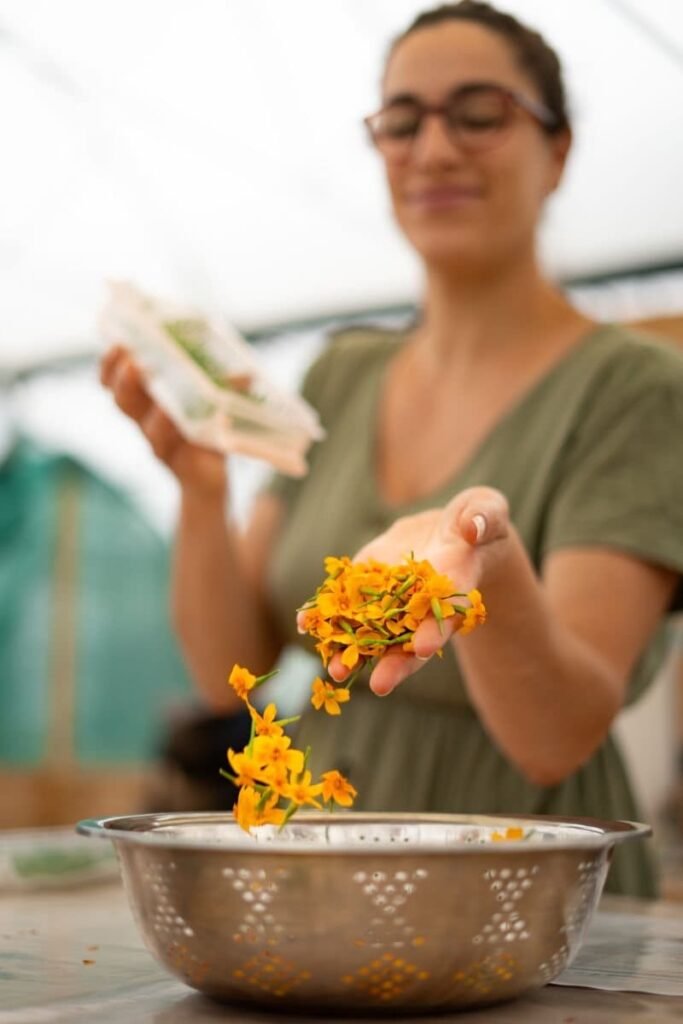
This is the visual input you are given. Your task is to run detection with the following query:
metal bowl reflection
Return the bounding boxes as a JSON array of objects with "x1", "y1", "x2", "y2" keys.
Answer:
[{"x1": 77, "y1": 811, "x2": 649, "y2": 1013}]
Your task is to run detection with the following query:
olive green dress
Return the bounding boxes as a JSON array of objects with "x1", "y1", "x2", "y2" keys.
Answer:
[{"x1": 265, "y1": 324, "x2": 683, "y2": 897}]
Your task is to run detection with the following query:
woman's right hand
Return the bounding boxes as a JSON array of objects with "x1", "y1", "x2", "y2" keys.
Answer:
[{"x1": 100, "y1": 345, "x2": 226, "y2": 497}]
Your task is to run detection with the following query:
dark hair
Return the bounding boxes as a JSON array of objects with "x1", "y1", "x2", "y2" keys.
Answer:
[{"x1": 388, "y1": 1, "x2": 570, "y2": 134}]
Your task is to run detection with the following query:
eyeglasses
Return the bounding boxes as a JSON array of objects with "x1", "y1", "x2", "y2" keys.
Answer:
[{"x1": 364, "y1": 81, "x2": 558, "y2": 161}]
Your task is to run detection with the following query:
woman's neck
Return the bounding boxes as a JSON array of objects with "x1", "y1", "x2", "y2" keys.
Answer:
[{"x1": 414, "y1": 252, "x2": 589, "y2": 370}]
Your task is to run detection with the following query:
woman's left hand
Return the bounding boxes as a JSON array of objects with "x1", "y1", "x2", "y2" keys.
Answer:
[{"x1": 328, "y1": 486, "x2": 510, "y2": 695}]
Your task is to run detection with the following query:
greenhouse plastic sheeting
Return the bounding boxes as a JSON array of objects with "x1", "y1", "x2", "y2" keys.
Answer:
[{"x1": 0, "y1": 440, "x2": 192, "y2": 765}]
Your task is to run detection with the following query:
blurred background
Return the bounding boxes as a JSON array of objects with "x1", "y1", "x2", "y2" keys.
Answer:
[{"x1": 1, "y1": 0, "x2": 682, "y2": 892}]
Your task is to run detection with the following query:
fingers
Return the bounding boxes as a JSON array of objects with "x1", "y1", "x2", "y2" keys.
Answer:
[
  {"x1": 101, "y1": 346, "x2": 153, "y2": 423},
  {"x1": 101, "y1": 344, "x2": 188, "y2": 468},
  {"x1": 140, "y1": 404, "x2": 185, "y2": 464},
  {"x1": 328, "y1": 616, "x2": 456, "y2": 688},
  {"x1": 324, "y1": 615, "x2": 458, "y2": 694},
  {"x1": 328, "y1": 651, "x2": 351, "y2": 683},
  {"x1": 99, "y1": 344, "x2": 125, "y2": 387},
  {"x1": 412, "y1": 614, "x2": 457, "y2": 660},
  {"x1": 368, "y1": 649, "x2": 422, "y2": 697},
  {"x1": 443, "y1": 486, "x2": 509, "y2": 547}
]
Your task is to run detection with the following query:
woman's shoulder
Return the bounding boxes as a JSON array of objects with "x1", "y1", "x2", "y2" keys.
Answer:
[
  {"x1": 300, "y1": 323, "x2": 406, "y2": 410},
  {"x1": 326, "y1": 322, "x2": 406, "y2": 362},
  {"x1": 548, "y1": 321, "x2": 683, "y2": 477},
  {"x1": 587, "y1": 322, "x2": 683, "y2": 389},
  {"x1": 550, "y1": 322, "x2": 683, "y2": 427}
]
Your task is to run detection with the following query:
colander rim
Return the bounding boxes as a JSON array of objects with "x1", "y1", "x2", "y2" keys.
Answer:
[{"x1": 76, "y1": 810, "x2": 651, "y2": 855}]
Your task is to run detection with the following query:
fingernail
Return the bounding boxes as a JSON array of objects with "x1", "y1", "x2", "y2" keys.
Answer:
[
  {"x1": 472, "y1": 514, "x2": 487, "y2": 542},
  {"x1": 415, "y1": 653, "x2": 431, "y2": 662}
]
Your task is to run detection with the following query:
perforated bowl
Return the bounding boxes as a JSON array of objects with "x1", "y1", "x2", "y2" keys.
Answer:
[{"x1": 77, "y1": 811, "x2": 649, "y2": 1013}]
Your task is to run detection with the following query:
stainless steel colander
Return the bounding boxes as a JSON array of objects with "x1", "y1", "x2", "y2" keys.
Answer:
[{"x1": 78, "y1": 811, "x2": 649, "y2": 1013}]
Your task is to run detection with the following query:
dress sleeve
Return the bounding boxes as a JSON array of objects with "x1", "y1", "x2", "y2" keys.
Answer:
[{"x1": 542, "y1": 342, "x2": 683, "y2": 611}]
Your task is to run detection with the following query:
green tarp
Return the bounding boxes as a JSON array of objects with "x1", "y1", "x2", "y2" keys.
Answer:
[{"x1": 0, "y1": 439, "x2": 192, "y2": 764}]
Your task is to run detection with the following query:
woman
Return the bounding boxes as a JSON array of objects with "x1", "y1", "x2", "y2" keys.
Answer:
[{"x1": 102, "y1": 1, "x2": 683, "y2": 896}]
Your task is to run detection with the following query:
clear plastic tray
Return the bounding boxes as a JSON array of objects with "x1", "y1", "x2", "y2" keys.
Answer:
[{"x1": 100, "y1": 281, "x2": 325, "y2": 477}]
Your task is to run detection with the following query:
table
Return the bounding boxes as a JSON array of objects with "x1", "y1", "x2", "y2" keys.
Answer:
[{"x1": 1, "y1": 881, "x2": 682, "y2": 1023}]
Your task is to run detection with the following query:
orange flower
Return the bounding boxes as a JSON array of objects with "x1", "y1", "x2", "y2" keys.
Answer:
[
  {"x1": 321, "y1": 770, "x2": 357, "y2": 808},
  {"x1": 324, "y1": 555, "x2": 352, "y2": 577},
  {"x1": 340, "y1": 642, "x2": 361, "y2": 670},
  {"x1": 316, "y1": 578, "x2": 360, "y2": 619},
  {"x1": 458, "y1": 589, "x2": 487, "y2": 635},
  {"x1": 315, "y1": 639, "x2": 335, "y2": 667},
  {"x1": 251, "y1": 703, "x2": 284, "y2": 737},
  {"x1": 311, "y1": 678, "x2": 351, "y2": 716},
  {"x1": 252, "y1": 734, "x2": 304, "y2": 775},
  {"x1": 283, "y1": 770, "x2": 324, "y2": 808},
  {"x1": 234, "y1": 786, "x2": 284, "y2": 831},
  {"x1": 299, "y1": 607, "x2": 333, "y2": 638},
  {"x1": 227, "y1": 748, "x2": 265, "y2": 788},
  {"x1": 491, "y1": 826, "x2": 525, "y2": 842},
  {"x1": 259, "y1": 761, "x2": 290, "y2": 796},
  {"x1": 228, "y1": 664, "x2": 257, "y2": 701}
]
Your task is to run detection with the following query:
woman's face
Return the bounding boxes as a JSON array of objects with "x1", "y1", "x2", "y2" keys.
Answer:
[{"x1": 379, "y1": 22, "x2": 570, "y2": 272}]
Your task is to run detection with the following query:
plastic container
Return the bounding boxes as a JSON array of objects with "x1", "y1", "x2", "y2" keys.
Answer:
[{"x1": 100, "y1": 281, "x2": 325, "y2": 477}]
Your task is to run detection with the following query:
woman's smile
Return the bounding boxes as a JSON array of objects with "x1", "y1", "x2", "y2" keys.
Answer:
[{"x1": 405, "y1": 183, "x2": 484, "y2": 211}]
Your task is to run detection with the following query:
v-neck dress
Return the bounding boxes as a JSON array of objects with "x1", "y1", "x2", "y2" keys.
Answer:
[{"x1": 265, "y1": 323, "x2": 683, "y2": 897}]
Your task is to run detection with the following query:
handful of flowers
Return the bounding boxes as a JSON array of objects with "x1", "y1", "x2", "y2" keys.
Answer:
[
  {"x1": 299, "y1": 554, "x2": 486, "y2": 678},
  {"x1": 222, "y1": 665, "x2": 357, "y2": 833}
]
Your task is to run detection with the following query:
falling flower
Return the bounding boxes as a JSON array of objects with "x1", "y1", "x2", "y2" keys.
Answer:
[
  {"x1": 251, "y1": 703, "x2": 284, "y2": 737},
  {"x1": 321, "y1": 770, "x2": 358, "y2": 807},
  {"x1": 228, "y1": 664, "x2": 258, "y2": 701},
  {"x1": 222, "y1": 663, "x2": 359, "y2": 833},
  {"x1": 227, "y1": 748, "x2": 265, "y2": 788},
  {"x1": 259, "y1": 760, "x2": 290, "y2": 797},
  {"x1": 234, "y1": 786, "x2": 285, "y2": 831},
  {"x1": 311, "y1": 677, "x2": 351, "y2": 716},
  {"x1": 252, "y1": 734, "x2": 305, "y2": 776},
  {"x1": 283, "y1": 770, "x2": 324, "y2": 809}
]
